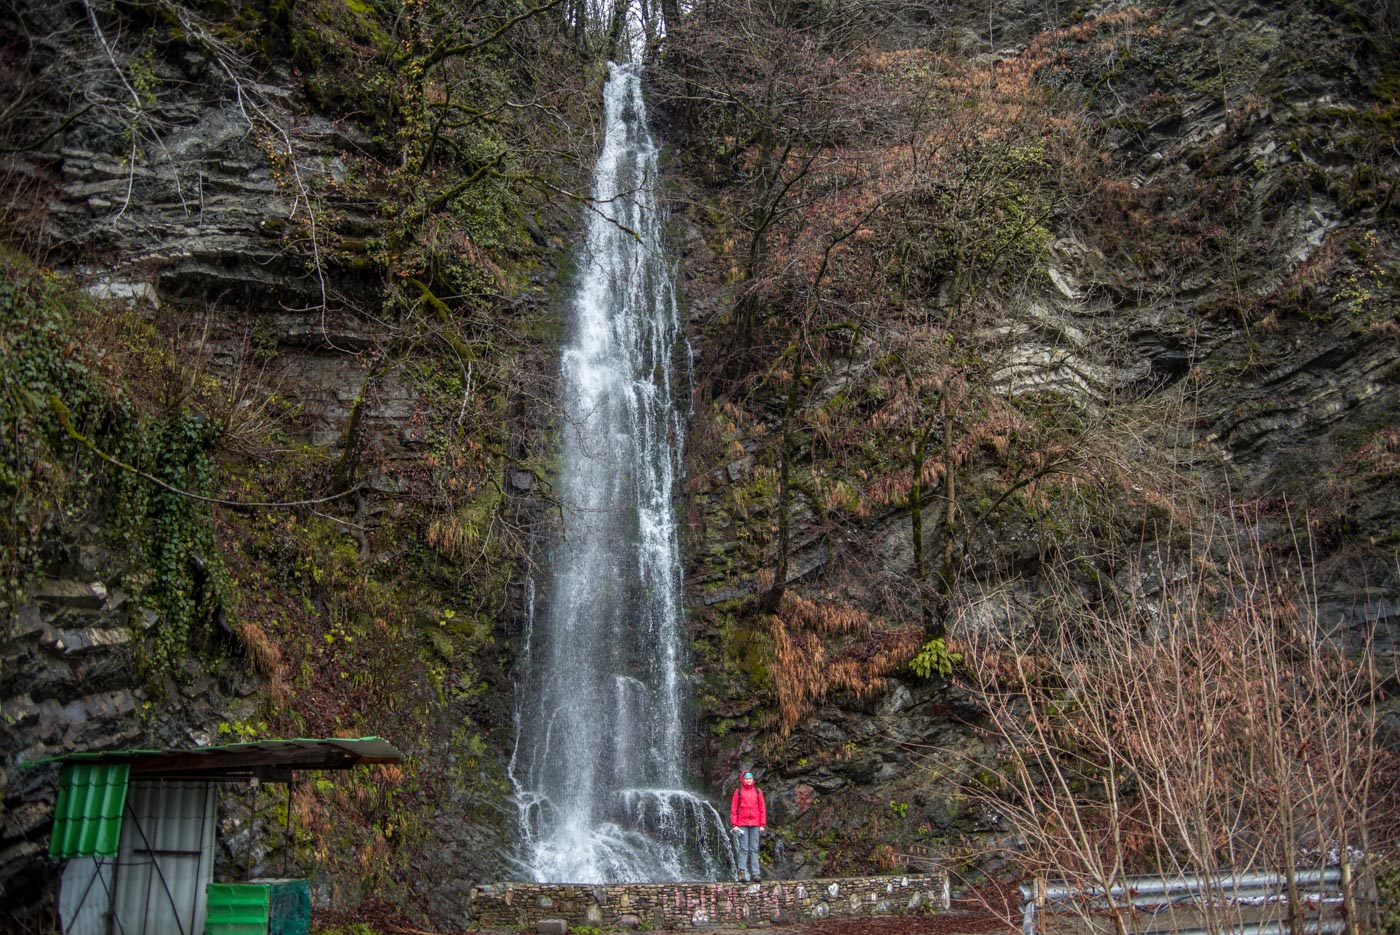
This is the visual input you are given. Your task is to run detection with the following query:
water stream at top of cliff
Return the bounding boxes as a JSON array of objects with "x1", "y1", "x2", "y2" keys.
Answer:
[{"x1": 507, "y1": 60, "x2": 732, "y2": 883}]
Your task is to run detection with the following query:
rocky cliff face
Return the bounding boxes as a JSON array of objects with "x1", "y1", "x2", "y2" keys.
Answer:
[
  {"x1": 663, "y1": 0, "x2": 1398, "y2": 879},
  {"x1": 1, "y1": 0, "x2": 583, "y2": 926}
]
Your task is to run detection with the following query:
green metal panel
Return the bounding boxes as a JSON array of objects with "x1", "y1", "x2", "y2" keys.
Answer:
[
  {"x1": 204, "y1": 883, "x2": 269, "y2": 935},
  {"x1": 204, "y1": 880, "x2": 308, "y2": 935},
  {"x1": 265, "y1": 879, "x2": 310, "y2": 935},
  {"x1": 50, "y1": 763, "x2": 128, "y2": 857}
]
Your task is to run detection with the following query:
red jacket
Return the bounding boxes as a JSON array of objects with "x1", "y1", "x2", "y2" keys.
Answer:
[{"x1": 731, "y1": 784, "x2": 766, "y2": 827}]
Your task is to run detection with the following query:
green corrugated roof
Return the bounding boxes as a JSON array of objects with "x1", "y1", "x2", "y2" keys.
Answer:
[
  {"x1": 205, "y1": 882, "x2": 270, "y2": 935},
  {"x1": 50, "y1": 762, "x2": 128, "y2": 858}
]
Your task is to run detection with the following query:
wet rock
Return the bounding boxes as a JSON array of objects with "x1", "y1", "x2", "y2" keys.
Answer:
[
  {"x1": 30, "y1": 580, "x2": 107, "y2": 610},
  {"x1": 879, "y1": 683, "x2": 914, "y2": 716},
  {"x1": 45, "y1": 627, "x2": 131, "y2": 655},
  {"x1": 12, "y1": 604, "x2": 44, "y2": 637},
  {"x1": 726, "y1": 455, "x2": 755, "y2": 481}
]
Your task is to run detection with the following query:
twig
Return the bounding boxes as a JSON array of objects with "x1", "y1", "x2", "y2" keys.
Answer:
[
  {"x1": 50, "y1": 395, "x2": 359, "y2": 511},
  {"x1": 81, "y1": 0, "x2": 142, "y2": 220}
]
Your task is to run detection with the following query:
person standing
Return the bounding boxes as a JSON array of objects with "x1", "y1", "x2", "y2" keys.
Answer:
[{"x1": 730, "y1": 770, "x2": 766, "y2": 882}]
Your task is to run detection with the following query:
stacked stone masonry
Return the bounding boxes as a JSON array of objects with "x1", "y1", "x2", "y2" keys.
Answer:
[{"x1": 469, "y1": 874, "x2": 949, "y2": 930}]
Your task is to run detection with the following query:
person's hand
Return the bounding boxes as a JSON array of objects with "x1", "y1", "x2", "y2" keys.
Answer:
[
  {"x1": 732, "y1": 825, "x2": 739, "y2": 832},
  {"x1": 760, "y1": 826, "x2": 766, "y2": 831}
]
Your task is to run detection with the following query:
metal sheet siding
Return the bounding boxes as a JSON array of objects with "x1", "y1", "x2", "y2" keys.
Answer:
[
  {"x1": 205, "y1": 882, "x2": 270, "y2": 935},
  {"x1": 57, "y1": 856, "x2": 115, "y2": 935},
  {"x1": 112, "y1": 780, "x2": 217, "y2": 935},
  {"x1": 51, "y1": 763, "x2": 129, "y2": 858}
]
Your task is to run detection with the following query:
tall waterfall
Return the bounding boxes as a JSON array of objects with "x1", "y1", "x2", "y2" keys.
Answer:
[{"x1": 509, "y1": 62, "x2": 731, "y2": 883}]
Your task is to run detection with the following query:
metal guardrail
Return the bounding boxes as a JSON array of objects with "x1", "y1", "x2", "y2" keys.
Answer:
[{"x1": 1019, "y1": 868, "x2": 1356, "y2": 935}]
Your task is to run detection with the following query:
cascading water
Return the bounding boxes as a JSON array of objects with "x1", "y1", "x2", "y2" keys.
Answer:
[{"x1": 508, "y1": 61, "x2": 732, "y2": 883}]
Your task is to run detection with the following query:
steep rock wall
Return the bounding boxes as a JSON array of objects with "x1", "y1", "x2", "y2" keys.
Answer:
[
  {"x1": 662, "y1": 0, "x2": 1398, "y2": 879},
  {"x1": 1, "y1": 0, "x2": 588, "y2": 926}
]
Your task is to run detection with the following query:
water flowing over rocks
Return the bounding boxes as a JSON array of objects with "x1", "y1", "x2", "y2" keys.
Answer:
[{"x1": 510, "y1": 60, "x2": 730, "y2": 884}]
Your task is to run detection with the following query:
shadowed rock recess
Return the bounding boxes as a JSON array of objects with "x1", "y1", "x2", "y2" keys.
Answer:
[{"x1": 1, "y1": 0, "x2": 1396, "y2": 929}]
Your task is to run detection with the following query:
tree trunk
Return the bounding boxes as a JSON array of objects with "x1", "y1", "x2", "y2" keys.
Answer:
[
  {"x1": 659, "y1": 0, "x2": 681, "y2": 35},
  {"x1": 909, "y1": 423, "x2": 934, "y2": 635},
  {"x1": 930, "y1": 390, "x2": 955, "y2": 639},
  {"x1": 331, "y1": 353, "x2": 391, "y2": 494},
  {"x1": 607, "y1": 0, "x2": 631, "y2": 59},
  {"x1": 762, "y1": 351, "x2": 803, "y2": 612}
]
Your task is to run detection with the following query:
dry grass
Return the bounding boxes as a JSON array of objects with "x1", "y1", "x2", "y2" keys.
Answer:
[
  {"x1": 769, "y1": 593, "x2": 923, "y2": 736},
  {"x1": 236, "y1": 620, "x2": 289, "y2": 707}
]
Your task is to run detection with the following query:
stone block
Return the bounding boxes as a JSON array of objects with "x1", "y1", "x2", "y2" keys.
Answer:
[
  {"x1": 6, "y1": 802, "x2": 51, "y2": 836},
  {"x1": 0, "y1": 841, "x2": 45, "y2": 868},
  {"x1": 30, "y1": 580, "x2": 106, "y2": 609},
  {"x1": 536, "y1": 920, "x2": 567, "y2": 935},
  {"x1": 1, "y1": 695, "x2": 40, "y2": 726},
  {"x1": 726, "y1": 455, "x2": 755, "y2": 481},
  {"x1": 13, "y1": 604, "x2": 44, "y2": 636},
  {"x1": 54, "y1": 627, "x2": 131, "y2": 655}
]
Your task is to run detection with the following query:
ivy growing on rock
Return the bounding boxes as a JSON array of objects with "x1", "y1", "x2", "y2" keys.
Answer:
[
  {"x1": 0, "y1": 254, "x2": 97, "y2": 615},
  {"x1": 110, "y1": 409, "x2": 223, "y2": 675}
]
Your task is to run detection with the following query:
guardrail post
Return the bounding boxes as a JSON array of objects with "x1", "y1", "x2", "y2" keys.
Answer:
[{"x1": 1029, "y1": 877, "x2": 1045, "y2": 935}]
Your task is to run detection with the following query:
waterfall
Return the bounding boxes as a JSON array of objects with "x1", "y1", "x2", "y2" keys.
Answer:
[{"x1": 508, "y1": 61, "x2": 731, "y2": 884}]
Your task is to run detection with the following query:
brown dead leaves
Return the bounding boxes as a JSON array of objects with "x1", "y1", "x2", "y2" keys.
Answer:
[{"x1": 768, "y1": 592, "x2": 923, "y2": 736}]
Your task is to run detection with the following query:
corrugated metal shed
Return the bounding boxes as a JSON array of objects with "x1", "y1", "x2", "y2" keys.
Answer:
[
  {"x1": 36, "y1": 736, "x2": 404, "y2": 935},
  {"x1": 57, "y1": 858, "x2": 113, "y2": 935},
  {"x1": 50, "y1": 763, "x2": 129, "y2": 858},
  {"x1": 57, "y1": 780, "x2": 218, "y2": 935}
]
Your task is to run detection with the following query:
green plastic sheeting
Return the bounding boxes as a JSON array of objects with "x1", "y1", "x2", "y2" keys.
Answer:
[
  {"x1": 205, "y1": 883, "x2": 268, "y2": 935},
  {"x1": 266, "y1": 879, "x2": 311, "y2": 935},
  {"x1": 49, "y1": 763, "x2": 128, "y2": 858},
  {"x1": 205, "y1": 880, "x2": 310, "y2": 935}
]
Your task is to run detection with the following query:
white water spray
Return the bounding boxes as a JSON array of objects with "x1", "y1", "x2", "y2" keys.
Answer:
[{"x1": 509, "y1": 61, "x2": 731, "y2": 883}]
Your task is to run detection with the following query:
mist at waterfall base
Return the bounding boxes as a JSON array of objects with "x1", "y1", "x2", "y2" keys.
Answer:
[{"x1": 507, "y1": 63, "x2": 733, "y2": 884}]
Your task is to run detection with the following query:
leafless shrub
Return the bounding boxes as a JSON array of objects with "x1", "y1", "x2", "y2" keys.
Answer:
[{"x1": 955, "y1": 507, "x2": 1397, "y2": 935}]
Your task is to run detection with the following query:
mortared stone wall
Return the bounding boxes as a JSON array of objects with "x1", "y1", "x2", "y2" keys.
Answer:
[{"x1": 468, "y1": 873, "x2": 949, "y2": 930}]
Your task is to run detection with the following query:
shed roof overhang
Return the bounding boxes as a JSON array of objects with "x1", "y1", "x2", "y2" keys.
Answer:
[{"x1": 33, "y1": 736, "x2": 404, "y2": 783}]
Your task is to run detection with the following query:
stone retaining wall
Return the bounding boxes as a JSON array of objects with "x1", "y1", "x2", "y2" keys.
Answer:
[{"x1": 469, "y1": 874, "x2": 949, "y2": 930}]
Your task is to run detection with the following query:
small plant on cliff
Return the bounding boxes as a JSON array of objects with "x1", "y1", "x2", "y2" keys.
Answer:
[{"x1": 909, "y1": 636, "x2": 961, "y2": 680}]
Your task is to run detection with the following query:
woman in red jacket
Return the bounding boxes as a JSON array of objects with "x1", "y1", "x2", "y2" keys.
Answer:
[{"x1": 730, "y1": 770, "x2": 766, "y2": 882}]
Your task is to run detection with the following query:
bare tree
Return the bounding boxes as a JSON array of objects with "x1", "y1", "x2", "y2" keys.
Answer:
[{"x1": 955, "y1": 507, "x2": 1396, "y2": 935}]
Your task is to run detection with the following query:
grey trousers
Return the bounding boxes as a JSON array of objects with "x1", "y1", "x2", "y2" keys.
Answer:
[{"x1": 734, "y1": 826, "x2": 761, "y2": 879}]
